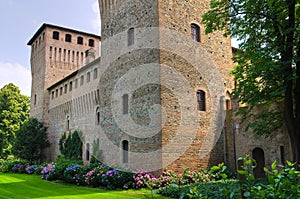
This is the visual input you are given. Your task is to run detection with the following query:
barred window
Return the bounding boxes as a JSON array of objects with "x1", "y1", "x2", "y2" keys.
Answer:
[{"x1": 197, "y1": 90, "x2": 206, "y2": 111}]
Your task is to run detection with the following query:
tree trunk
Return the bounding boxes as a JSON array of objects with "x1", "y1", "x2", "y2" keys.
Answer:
[
  {"x1": 283, "y1": 0, "x2": 298, "y2": 163},
  {"x1": 294, "y1": 42, "x2": 300, "y2": 163}
]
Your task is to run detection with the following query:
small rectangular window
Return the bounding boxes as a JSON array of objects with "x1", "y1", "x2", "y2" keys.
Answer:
[
  {"x1": 60, "y1": 87, "x2": 63, "y2": 96},
  {"x1": 88, "y1": 39, "x2": 94, "y2": 47},
  {"x1": 53, "y1": 31, "x2": 59, "y2": 40},
  {"x1": 51, "y1": 91, "x2": 54, "y2": 100},
  {"x1": 77, "y1": 36, "x2": 83, "y2": 45},
  {"x1": 65, "y1": 34, "x2": 72, "y2": 42},
  {"x1": 56, "y1": 89, "x2": 58, "y2": 97}
]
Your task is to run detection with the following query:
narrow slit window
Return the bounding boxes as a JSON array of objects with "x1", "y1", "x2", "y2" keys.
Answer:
[
  {"x1": 122, "y1": 140, "x2": 129, "y2": 163},
  {"x1": 69, "y1": 81, "x2": 73, "y2": 91},
  {"x1": 96, "y1": 108, "x2": 100, "y2": 125},
  {"x1": 66, "y1": 116, "x2": 70, "y2": 131},
  {"x1": 86, "y1": 143, "x2": 90, "y2": 161},
  {"x1": 34, "y1": 94, "x2": 37, "y2": 105},
  {"x1": 122, "y1": 94, "x2": 129, "y2": 114},
  {"x1": 64, "y1": 84, "x2": 68, "y2": 93},
  {"x1": 128, "y1": 28, "x2": 134, "y2": 46}
]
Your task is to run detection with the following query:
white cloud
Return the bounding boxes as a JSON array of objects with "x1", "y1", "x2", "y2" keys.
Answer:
[
  {"x1": 92, "y1": 1, "x2": 101, "y2": 34},
  {"x1": 0, "y1": 62, "x2": 31, "y2": 96}
]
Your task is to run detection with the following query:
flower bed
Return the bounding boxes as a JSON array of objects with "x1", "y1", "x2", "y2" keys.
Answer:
[{"x1": 0, "y1": 158, "x2": 233, "y2": 193}]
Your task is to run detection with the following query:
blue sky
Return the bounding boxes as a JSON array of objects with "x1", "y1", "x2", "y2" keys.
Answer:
[{"x1": 0, "y1": 0, "x2": 100, "y2": 96}]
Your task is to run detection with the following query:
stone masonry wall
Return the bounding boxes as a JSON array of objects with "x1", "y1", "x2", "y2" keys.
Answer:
[{"x1": 158, "y1": 0, "x2": 233, "y2": 171}]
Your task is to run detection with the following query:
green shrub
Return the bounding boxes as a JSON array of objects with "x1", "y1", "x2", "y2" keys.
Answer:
[
  {"x1": 158, "y1": 180, "x2": 239, "y2": 199},
  {"x1": 237, "y1": 155, "x2": 300, "y2": 198},
  {"x1": 54, "y1": 156, "x2": 82, "y2": 180},
  {"x1": 0, "y1": 159, "x2": 28, "y2": 173}
]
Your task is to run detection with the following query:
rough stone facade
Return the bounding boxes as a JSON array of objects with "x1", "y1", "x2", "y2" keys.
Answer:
[{"x1": 28, "y1": 0, "x2": 292, "y2": 173}]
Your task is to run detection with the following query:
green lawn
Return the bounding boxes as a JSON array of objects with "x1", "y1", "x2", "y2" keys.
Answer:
[{"x1": 0, "y1": 173, "x2": 170, "y2": 199}]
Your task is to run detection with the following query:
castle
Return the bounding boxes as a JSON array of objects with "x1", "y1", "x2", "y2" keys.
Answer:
[{"x1": 28, "y1": 0, "x2": 292, "y2": 173}]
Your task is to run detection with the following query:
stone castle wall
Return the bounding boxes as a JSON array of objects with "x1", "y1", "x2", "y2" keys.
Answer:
[{"x1": 28, "y1": 1, "x2": 293, "y2": 173}]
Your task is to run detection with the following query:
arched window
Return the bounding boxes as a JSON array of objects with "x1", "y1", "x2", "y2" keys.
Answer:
[
  {"x1": 65, "y1": 34, "x2": 72, "y2": 42},
  {"x1": 77, "y1": 36, "x2": 83, "y2": 45},
  {"x1": 252, "y1": 147, "x2": 265, "y2": 178},
  {"x1": 80, "y1": 75, "x2": 84, "y2": 86},
  {"x1": 122, "y1": 140, "x2": 129, "y2": 163},
  {"x1": 88, "y1": 39, "x2": 94, "y2": 47},
  {"x1": 128, "y1": 28, "x2": 134, "y2": 46},
  {"x1": 94, "y1": 68, "x2": 98, "y2": 79},
  {"x1": 96, "y1": 107, "x2": 100, "y2": 125},
  {"x1": 86, "y1": 143, "x2": 90, "y2": 161},
  {"x1": 69, "y1": 81, "x2": 73, "y2": 91},
  {"x1": 122, "y1": 94, "x2": 129, "y2": 114},
  {"x1": 191, "y1": 23, "x2": 200, "y2": 42},
  {"x1": 64, "y1": 84, "x2": 68, "y2": 93},
  {"x1": 197, "y1": 90, "x2": 206, "y2": 111},
  {"x1": 87, "y1": 72, "x2": 91, "y2": 82},
  {"x1": 53, "y1": 31, "x2": 59, "y2": 40}
]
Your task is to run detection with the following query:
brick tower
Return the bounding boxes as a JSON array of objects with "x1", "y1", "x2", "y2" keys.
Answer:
[
  {"x1": 27, "y1": 24, "x2": 100, "y2": 123},
  {"x1": 97, "y1": 0, "x2": 234, "y2": 172}
]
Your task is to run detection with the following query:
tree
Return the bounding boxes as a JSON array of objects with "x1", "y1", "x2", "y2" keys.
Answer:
[
  {"x1": 59, "y1": 130, "x2": 83, "y2": 160},
  {"x1": 0, "y1": 83, "x2": 30, "y2": 158},
  {"x1": 202, "y1": 0, "x2": 300, "y2": 162},
  {"x1": 12, "y1": 118, "x2": 50, "y2": 164}
]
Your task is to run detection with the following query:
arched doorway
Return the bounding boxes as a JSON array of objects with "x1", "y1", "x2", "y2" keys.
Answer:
[{"x1": 252, "y1": 147, "x2": 265, "y2": 178}]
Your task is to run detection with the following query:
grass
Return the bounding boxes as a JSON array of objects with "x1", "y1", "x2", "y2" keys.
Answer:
[{"x1": 0, "y1": 173, "x2": 170, "y2": 199}]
